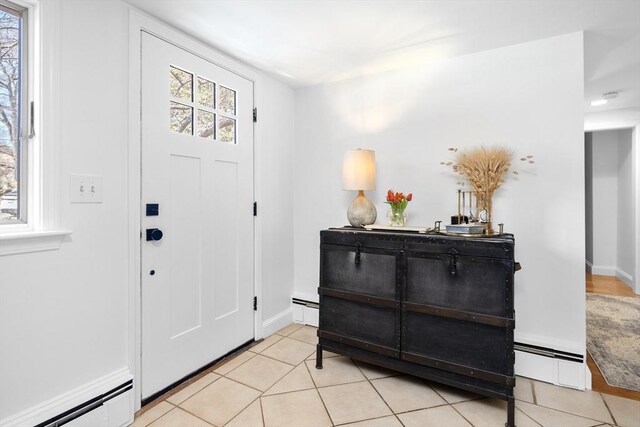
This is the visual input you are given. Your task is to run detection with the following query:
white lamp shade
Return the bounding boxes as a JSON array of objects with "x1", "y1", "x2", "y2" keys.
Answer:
[{"x1": 343, "y1": 149, "x2": 376, "y2": 191}]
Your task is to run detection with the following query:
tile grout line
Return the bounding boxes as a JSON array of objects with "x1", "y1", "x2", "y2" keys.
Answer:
[
  {"x1": 303, "y1": 355, "x2": 336, "y2": 426},
  {"x1": 515, "y1": 406, "x2": 543, "y2": 427},
  {"x1": 137, "y1": 401, "x2": 177, "y2": 427},
  {"x1": 221, "y1": 395, "x2": 261, "y2": 427},
  {"x1": 255, "y1": 346, "x2": 316, "y2": 367},
  {"x1": 223, "y1": 371, "x2": 280, "y2": 394},
  {"x1": 258, "y1": 396, "x2": 266, "y2": 427},
  {"x1": 353, "y1": 360, "x2": 398, "y2": 421},
  {"x1": 165, "y1": 373, "x2": 223, "y2": 406},
  {"x1": 163, "y1": 378, "x2": 228, "y2": 426},
  {"x1": 169, "y1": 404, "x2": 217, "y2": 427},
  {"x1": 530, "y1": 378, "x2": 537, "y2": 405},
  {"x1": 520, "y1": 399, "x2": 615, "y2": 425},
  {"x1": 599, "y1": 392, "x2": 618, "y2": 426},
  {"x1": 449, "y1": 398, "x2": 484, "y2": 427},
  {"x1": 213, "y1": 351, "x2": 257, "y2": 376}
]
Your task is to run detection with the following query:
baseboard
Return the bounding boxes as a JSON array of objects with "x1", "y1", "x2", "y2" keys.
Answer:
[
  {"x1": 514, "y1": 333, "x2": 586, "y2": 389},
  {"x1": 615, "y1": 267, "x2": 634, "y2": 288},
  {"x1": 590, "y1": 264, "x2": 617, "y2": 276},
  {"x1": 0, "y1": 368, "x2": 133, "y2": 427},
  {"x1": 263, "y1": 307, "x2": 294, "y2": 337},
  {"x1": 292, "y1": 298, "x2": 319, "y2": 327},
  {"x1": 585, "y1": 260, "x2": 593, "y2": 273}
]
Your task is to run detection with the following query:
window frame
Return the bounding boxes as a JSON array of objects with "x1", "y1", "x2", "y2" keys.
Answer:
[
  {"x1": 0, "y1": 0, "x2": 71, "y2": 254},
  {"x1": 0, "y1": 0, "x2": 30, "y2": 228}
]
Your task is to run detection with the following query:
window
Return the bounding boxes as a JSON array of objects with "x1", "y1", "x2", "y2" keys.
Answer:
[
  {"x1": 169, "y1": 65, "x2": 237, "y2": 144},
  {"x1": 0, "y1": 0, "x2": 28, "y2": 224}
]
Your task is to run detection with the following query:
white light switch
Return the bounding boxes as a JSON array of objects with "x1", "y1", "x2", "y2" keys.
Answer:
[{"x1": 71, "y1": 174, "x2": 103, "y2": 203}]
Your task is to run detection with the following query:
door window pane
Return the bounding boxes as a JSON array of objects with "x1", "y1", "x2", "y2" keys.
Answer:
[
  {"x1": 218, "y1": 116, "x2": 236, "y2": 144},
  {"x1": 169, "y1": 66, "x2": 193, "y2": 101},
  {"x1": 219, "y1": 86, "x2": 236, "y2": 115},
  {"x1": 170, "y1": 101, "x2": 193, "y2": 135},
  {"x1": 197, "y1": 110, "x2": 215, "y2": 139},
  {"x1": 197, "y1": 77, "x2": 215, "y2": 108}
]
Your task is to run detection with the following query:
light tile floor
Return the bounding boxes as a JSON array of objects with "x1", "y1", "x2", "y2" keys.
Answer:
[{"x1": 133, "y1": 324, "x2": 640, "y2": 427}]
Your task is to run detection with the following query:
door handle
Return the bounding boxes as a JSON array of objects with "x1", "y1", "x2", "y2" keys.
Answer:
[{"x1": 146, "y1": 228, "x2": 164, "y2": 241}]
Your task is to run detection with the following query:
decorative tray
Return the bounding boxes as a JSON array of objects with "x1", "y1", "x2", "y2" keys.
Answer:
[{"x1": 364, "y1": 224, "x2": 431, "y2": 233}]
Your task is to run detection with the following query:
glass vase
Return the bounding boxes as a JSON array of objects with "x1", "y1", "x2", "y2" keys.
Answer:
[{"x1": 387, "y1": 206, "x2": 407, "y2": 227}]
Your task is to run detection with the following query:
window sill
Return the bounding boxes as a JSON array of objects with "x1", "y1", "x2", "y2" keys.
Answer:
[{"x1": 0, "y1": 229, "x2": 72, "y2": 256}]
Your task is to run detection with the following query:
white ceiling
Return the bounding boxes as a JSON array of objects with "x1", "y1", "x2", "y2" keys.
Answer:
[{"x1": 125, "y1": 0, "x2": 640, "y2": 113}]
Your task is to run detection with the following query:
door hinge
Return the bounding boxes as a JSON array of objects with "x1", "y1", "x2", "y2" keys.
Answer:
[
  {"x1": 253, "y1": 107, "x2": 257, "y2": 123},
  {"x1": 253, "y1": 201, "x2": 257, "y2": 216},
  {"x1": 253, "y1": 296, "x2": 258, "y2": 311}
]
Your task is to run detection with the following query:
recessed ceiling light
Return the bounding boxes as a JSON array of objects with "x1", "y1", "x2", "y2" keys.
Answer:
[{"x1": 590, "y1": 99, "x2": 607, "y2": 106}]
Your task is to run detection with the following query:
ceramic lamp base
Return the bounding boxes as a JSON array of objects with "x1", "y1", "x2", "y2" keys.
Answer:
[{"x1": 347, "y1": 190, "x2": 377, "y2": 227}]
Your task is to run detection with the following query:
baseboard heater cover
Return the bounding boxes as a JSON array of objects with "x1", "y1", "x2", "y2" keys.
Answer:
[
  {"x1": 514, "y1": 342, "x2": 583, "y2": 363},
  {"x1": 34, "y1": 380, "x2": 132, "y2": 427},
  {"x1": 292, "y1": 298, "x2": 319, "y2": 309}
]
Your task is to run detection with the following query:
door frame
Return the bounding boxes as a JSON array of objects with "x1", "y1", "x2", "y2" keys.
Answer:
[
  {"x1": 127, "y1": 9, "x2": 263, "y2": 412},
  {"x1": 584, "y1": 121, "x2": 640, "y2": 294}
]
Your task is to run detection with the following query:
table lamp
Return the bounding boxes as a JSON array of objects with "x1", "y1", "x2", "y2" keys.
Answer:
[{"x1": 343, "y1": 149, "x2": 377, "y2": 227}]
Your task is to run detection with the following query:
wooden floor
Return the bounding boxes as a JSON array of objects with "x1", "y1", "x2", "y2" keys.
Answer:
[{"x1": 585, "y1": 273, "x2": 640, "y2": 401}]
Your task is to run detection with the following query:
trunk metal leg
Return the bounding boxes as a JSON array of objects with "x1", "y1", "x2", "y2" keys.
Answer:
[
  {"x1": 505, "y1": 396, "x2": 515, "y2": 427},
  {"x1": 315, "y1": 344, "x2": 323, "y2": 369}
]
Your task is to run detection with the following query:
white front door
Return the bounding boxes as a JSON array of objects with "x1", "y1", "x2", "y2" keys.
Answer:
[{"x1": 140, "y1": 32, "x2": 255, "y2": 399}]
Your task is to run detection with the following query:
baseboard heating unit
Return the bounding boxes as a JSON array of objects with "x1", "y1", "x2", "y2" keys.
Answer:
[
  {"x1": 514, "y1": 342, "x2": 583, "y2": 363},
  {"x1": 34, "y1": 380, "x2": 132, "y2": 427}
]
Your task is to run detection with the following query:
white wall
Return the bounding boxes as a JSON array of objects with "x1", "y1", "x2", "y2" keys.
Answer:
[
  {"x1": 294, "y1": 33, "x2": 586, "y2": 356},
  {"x1": 587, "y1": 131, "x2": 619, "y2": 274},
  {"x1": 0, "y1": 0, "x2": 295, "y2": 423},
  {"x1": 0, "y1": 0, "x2": 131, "y2": 420},
  {"x1": 616, "y1": 129, "x2": 635, "y2": 285},
  {"x1": 255, "y1": 77, "x2": 295, "y2": 325}
]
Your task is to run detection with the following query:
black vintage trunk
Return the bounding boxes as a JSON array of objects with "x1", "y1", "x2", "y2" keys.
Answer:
[{"x1": 317, "y1": 228, "x2": 517, "y2": 427}]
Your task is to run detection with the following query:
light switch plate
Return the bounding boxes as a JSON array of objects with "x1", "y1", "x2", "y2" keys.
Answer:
[{"x1": 70, "y1": 174, "x2": 103, "y2": 203}]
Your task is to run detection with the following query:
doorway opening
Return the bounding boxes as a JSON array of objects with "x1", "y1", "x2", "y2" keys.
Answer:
[{"x1": 584, "y1": 128, "x2": 639, "y2": 400}]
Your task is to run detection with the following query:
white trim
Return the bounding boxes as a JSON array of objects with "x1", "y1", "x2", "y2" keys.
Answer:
[
  {"x1": 253, "y1": 75, "x2": 264, "y2": 342},
  {"x1": 0, "y1": 229, "x2": 71, "y2": 255},
  {"x1": 262, "y1": 307, "x2": 294, "y2": 337},
  {"x1": 585, "y1": 259, "x2": 593, "y2": 273},
  {"x1": 589, "y1": 264, "x2": 616, "y2": 276},
  {"x1": 291, "y1": 302, "x2": 319, "y2": 327},
  {"x1": 0, "y1": 367, "x2": 132, "y2": 427},
  {"x1": 515, "y1": 351, "x2": 587, "y2": 390},
  {"x1": 128, "y1": 7, "x2": 261, "y2": 412},
  {"x1": 634, "y1": 126, "x2": 640, "y2": 294},
  {"x1": 585, "y1": 121, "x2": 639, "y2": 132},
  {"x1": 38, "y1": 0, "x2": 62, "y2": 231},
  {"x1": 515, "y1": 331, "x2": 584, "y2": 356},
  {"x1": 514, "y1": 332, "x2": 586, "y2": 389},
  {"x1": 0, "y1": 0, "x2": 69, "y2": 247},
  {"x1": 615, "y1": 267, "x2": 634, "y2": 287}
]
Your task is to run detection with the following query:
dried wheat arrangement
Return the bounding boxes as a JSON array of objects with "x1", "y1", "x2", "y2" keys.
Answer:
[
  {"x1": 455, "y1": 146, "x2": 513, "y2": 195},
  {"x1": 441, "y1": 146, "x2": 535, "y2": 230},
  {"x1": 441, "y1": 146, "x2": 534, "y2": 194}
]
